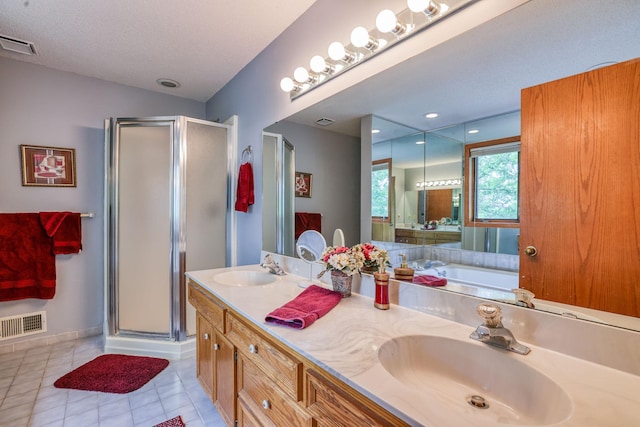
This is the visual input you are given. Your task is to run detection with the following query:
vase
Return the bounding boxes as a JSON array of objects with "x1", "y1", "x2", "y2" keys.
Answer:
[{"x1": 330, "y1": 270, "x2": 352, "y2": 298}]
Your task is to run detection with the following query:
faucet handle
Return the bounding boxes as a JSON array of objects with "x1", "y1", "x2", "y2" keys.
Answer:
[{"x1": 476, "y1": 303, "x2": 502, "y2": 328}]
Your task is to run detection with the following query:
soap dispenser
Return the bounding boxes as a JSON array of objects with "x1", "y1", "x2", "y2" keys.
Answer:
[
  {"x1": 394, "y1": 254, "x2": 415, "y2": 282},
  {"x1": 373, "y1": 258, "x2": 390, "y2": 310}
]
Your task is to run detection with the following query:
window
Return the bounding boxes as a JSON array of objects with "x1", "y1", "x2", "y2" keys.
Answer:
[
  {"x1": 465, "y1": 137, "x2": 520, "y2": 227},
  {"x1": 372, "y1": 158, "x2": 391, "y2": 221}
]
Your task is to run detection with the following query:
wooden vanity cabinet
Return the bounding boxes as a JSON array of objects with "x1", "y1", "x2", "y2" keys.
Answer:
[
  {"x1": 188, "y1": 279, "x2": 411, "y2": 427},
  {"x1": 189, "y1": 284, "x2": 235, "y2": 426}
]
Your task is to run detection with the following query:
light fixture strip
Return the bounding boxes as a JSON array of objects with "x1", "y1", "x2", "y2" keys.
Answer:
[
  {"x1": 416, "y1": 178, "x2": 462, "y2": 188},
  {"x1": 282, "y1": 0, "x2": 475, "y2": 100}
]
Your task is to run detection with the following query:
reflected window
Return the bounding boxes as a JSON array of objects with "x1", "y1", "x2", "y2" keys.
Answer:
[
  {"x1": 465, "y1": 137, "x2": 520, "y2": 226},
  {"x1": 372, "y1": 158, "x2": 392, "y2": 221}
]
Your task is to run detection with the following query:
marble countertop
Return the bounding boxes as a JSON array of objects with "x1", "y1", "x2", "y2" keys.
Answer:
[{"x1": 186, "y1": 265, "x2": 640, "y2": 427}]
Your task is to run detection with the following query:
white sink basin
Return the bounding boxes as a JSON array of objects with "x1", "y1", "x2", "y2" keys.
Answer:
[
  {"x1": 378, "y1": 335, "x2": 572, "y2": 426},
  {"x1": 213, "y1": 270, "x2": 276, "y2": 287}
]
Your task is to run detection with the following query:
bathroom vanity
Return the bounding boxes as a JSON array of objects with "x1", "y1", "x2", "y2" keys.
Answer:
[
  {"x1": 394, "y1": 228, "x2": 461, "y2": 245},
  {"x1": 187, "y1": 263, "x2": 640, "y2": 426}
]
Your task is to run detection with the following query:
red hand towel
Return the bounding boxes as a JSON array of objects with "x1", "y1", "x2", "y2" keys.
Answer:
[
  {"x1": 413, "y1": 275, "x2": 447, "y2": 287},
  {"x1": 234, "y1": 162, "x2": 254, "y2": 212},
  {"x1": 39, "y1": 212, "x2": 82, "y2": 254},
  {"x1": 265, "y1": 285, "x2": 342, "y2": 329},
  {"x1": 0, "y1": 213, "x2": 56, "y2": 301}
]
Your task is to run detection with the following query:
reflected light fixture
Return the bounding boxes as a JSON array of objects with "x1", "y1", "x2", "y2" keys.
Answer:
[
  {"x1": 468, "y1": 129, "x2": 479, "y2": 134},
  {"x1": 425, "y1": 112, "x2": 439, "y2": 118},
  {"x1": 372, "y1": 129, "x2": 381, "y2": 134},
  {"x1": 351, "y1": 26, "x2": 379, "y2": 51},
  {"x1": 280, "y1": 0, "x2": 474, "y2": 97},
  {"x1": 416, "y1": 178, "x2": 461, "y2": 188},
  {"x1": 416, "y1": 140, "x2": 425, "y2": 145}
]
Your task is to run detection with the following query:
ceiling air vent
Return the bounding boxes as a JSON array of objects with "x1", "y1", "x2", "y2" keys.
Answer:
[
  {"x1": 315, "y1": 117, "x2": 334, "y2": 127},
  {"x1": 0, "y1": 34, "x2": 37, "y2": 56}
]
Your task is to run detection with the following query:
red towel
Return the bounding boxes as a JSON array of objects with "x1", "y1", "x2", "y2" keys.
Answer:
[
  {"x1": 234, "y1": 162, "x2": 254, "y2": 212},
  {"x1": 413, "y1": 275, "x2": 447, "y2": 287},
  {"x1": 265, "y1": 285, "x2": 342, "y2": 329},
  {"x1": 0, "y1": 213, "x2": 57, "y2": 301},
  {"x1": 39, "y1": 212, "x2": 82, "y2": 254},
  {"x1": 294, "y1": 212, "x2": 322, "y2": 240}
]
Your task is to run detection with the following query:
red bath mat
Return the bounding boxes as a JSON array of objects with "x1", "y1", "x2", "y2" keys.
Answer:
[
  {"x1": 54, "y1": 354, "x2": 169, "y2": 393},
  {"x1": 154, "y1": 415, "x2": 185, "y2": 427}
]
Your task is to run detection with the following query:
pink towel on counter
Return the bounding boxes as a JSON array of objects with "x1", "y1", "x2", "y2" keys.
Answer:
[
  {"x1": 265, "y1": 285, "x2": 342, "y2": 329},
  {"x1": 413, "y1": 275, "x2": 447, "y2": 287}
]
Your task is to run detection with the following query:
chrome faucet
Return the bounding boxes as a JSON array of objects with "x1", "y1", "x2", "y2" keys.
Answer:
[
  {"x1": 470, "y1": 303, "x2": 531, "y2": 355},
  {"x1": 260, "y1": 254, "x2": 286, "y2": 276}
]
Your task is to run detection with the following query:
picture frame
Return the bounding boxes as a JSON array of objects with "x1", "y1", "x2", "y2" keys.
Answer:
[
  {"x1": 20, "y1": 144, "x2": 77, "y2": 187},
  {"x1": 295, "y1": 171, "x2": 312, "y2": 198}
]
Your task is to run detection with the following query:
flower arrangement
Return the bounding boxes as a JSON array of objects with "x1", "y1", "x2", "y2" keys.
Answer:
[
  {"x1": 352, "y1": 243, "x2": 390, "y2": 272},
  {"x1": 317, "y1": 245, "x2": 365, "y2": 277}
]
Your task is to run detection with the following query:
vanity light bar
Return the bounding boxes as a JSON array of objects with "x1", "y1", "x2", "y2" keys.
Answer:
[
  {"x1": 416, "y1": 179, "x2": 461, "y2": 188},
  {"x1": 280, "y1": 0, "x2": 474, "y2": 100}
]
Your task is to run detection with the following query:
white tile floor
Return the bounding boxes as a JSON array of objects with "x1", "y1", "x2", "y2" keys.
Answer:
[{"x1": 0, "y1": 336, "x2": 226, "y2": 427}]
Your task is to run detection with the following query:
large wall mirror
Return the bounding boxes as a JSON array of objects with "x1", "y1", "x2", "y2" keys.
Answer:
[{"x1": 262, "y1": 0, "x2": 640, "y2": 332}]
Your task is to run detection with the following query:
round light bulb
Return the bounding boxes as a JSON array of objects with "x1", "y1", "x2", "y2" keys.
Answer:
[
  {"x1": 310, "y1": 55, "x2": 327, "y2": 73},
  {"x1": 328, "y1": 41, "x2": 346, "y2": 61},
  {"x1": 293, "y1": 67, "x2": 309, "y2": 83},
  {"x1": 350, "y1": 26, "x2": 370, "y2": 48},
  {"x1": 280, "y1": 77, "x2": 295, "y2": 92},
  {"x1": 376, "y1": 9, "x2": 397, "y2": 33},
  {"x1": 407, "y1": 0, "x2": 441, "y2": 16}
]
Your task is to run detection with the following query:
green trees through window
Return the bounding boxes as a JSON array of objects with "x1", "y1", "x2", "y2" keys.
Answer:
[{"x1": 475, "y1": 151, "x2": 519, "y2": 220}]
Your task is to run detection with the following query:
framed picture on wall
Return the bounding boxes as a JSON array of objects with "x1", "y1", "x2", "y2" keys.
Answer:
[
  {"x1": 20, "y1": 144, "x2": 77, "y2": 187},
  {"x1": 295, "y1": 171, "x2": 312, "y2": 198}
]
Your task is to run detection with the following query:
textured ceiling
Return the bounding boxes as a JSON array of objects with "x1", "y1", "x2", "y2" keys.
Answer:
[{"x1": 0, "y1": 0, "x2": 317, "y2": 102}]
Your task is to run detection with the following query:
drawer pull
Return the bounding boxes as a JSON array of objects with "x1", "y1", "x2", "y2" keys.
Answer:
[
  {"x1": 203, "y1": 333, "x2": 210, "y2": 340},
  {"x1": 213, "y1": 343, "x2": 220, "y2": 351},
  {"x1": 249, "y1": 344, "x2": 258, "y2": 354},
  {"x1": 262, "y1": 399, "x2": 271, "y2": 410}
]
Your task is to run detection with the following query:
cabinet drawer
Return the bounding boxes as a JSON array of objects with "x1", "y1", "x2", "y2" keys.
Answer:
[
  {"x1": 238, "y1": 356, "x2": 312, "y2": 427},
  {"x1": 227, "y1": 313, "x2": 302, "y2": 400},
  {"x1": 188, "y1": 281, "x2": 226, "y2": 332},
  {"x1": 306, "y1": 369, "x2": 409, "y2": 427}
]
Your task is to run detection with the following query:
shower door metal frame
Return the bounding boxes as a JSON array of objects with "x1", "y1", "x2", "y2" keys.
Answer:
[{"x1": 106, "y1": 116, "x2": 233, "y2": 341}]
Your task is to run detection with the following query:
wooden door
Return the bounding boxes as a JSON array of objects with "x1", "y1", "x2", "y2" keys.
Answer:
[{"x1": 520, "y1": 58, "x2": 640, "y2": 317}]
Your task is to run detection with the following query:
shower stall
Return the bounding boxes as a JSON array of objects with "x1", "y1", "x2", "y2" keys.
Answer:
[{"x1": 104, "y1": 116, "x2": 235, "y2": 358}]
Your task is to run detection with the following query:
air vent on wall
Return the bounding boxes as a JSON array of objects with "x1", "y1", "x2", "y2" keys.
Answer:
[
  {"x1": 0, "y1": 34, "x2": 37, "y2": 56},
  {"x1": 0, "y1": 311, "x2": 47, "y2": 341},
  {"x1": 315, "y1": 117, "x2": 335, "y2": 127}
]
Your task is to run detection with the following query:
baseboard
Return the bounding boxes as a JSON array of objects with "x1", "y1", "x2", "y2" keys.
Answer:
[
  {"x1": 104, "y1": 335, "x2": 196, "y2": 360},
  {"x1": 0, "y1": 326, "x2": 103, "y2": 355}
]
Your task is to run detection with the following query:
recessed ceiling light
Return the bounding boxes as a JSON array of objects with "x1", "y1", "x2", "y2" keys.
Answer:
[
  {"x1": 416, "y1": 140, "x2": 425, "y2": 145},
  {"x1": 467, "y1": 129, "x2": 479, "y2": 134},
  {"x1": 425, "y1": 112, "x2": 439, "y2": 119},
  {"x1": 156, "y1": 78, "x2": 181, "y2": 88},
  {"x1": 372, "y1": 129, "x2": 381, "y2": 134}
]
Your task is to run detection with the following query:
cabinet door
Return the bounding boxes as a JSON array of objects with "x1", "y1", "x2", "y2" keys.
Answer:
[
  {"x1": 214, "y1": 332, "x2": 235, "y2": 427},
  {"x1": 196, "y1": 313, "x2": 214, "y2": 399},
  {"x1": 306, "y1": 369, "x2": 408, "y2": 427},
  {"x1": 520, "y1": 58, "x2": 640, "y2": 317}
]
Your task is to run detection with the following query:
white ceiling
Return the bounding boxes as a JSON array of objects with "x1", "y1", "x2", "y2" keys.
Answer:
[{"x1": 0, "y1": 0, "x2": 317, "y2": 102}]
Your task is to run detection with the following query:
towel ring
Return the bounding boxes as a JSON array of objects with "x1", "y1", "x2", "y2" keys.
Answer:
[{"x1": 241, "y1": 145, "x2": 252, "y2": 164}]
